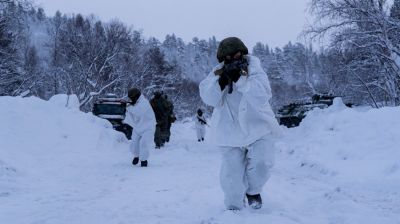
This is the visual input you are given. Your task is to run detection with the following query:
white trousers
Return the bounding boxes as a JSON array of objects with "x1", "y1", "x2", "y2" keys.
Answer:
[
  {"x1": 130, "y1": 129, "x2": 155, "y2": 161},
  {"x1": 219, "y1": 136, "x2": 275, "y2": 209},
  {"x1": 196, "y1": 125, "x2": 206, "y2": 140}
]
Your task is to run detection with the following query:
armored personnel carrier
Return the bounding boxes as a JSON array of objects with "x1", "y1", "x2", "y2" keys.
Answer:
[
  {"x1": 92, "y1": 94, "x2": 133, "y2": 139},
  {"x1": 276, "y1": 94, "x2": 338, "y2": 128}
]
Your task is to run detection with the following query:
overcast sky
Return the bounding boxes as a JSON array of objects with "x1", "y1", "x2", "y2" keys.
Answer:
[{"x1": 36, "y1": 0, "x2": 311, "y2": 49}]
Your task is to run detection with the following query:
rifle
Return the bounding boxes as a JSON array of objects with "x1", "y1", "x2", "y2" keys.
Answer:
[
  {"x1": 215, "y1": 57, "x2": 249, "y2": 94},
  {"x1": 197, "y1": 116, "x2": 210, "y2": 127}
]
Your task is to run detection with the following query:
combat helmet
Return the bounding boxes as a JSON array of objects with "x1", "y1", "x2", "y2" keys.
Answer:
[{"x1": 217, "y1": 37, "x2": 248, "y2": 63}]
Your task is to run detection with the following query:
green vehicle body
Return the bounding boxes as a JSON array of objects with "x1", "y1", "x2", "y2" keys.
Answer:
[{"x1": 276, "y1": 94, "x2": 339, "y2": 128}]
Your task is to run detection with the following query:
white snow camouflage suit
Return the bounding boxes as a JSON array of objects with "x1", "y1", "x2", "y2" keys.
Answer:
[
  {"x1": 199, "y1": 55, "x2": 283, "y2": 209},
  {"x1": 195, "y1": 114, "x2": 206, "y2": 141},
  {"x1": 123, "y1": 95, "x2": 156, "y2": 161}
]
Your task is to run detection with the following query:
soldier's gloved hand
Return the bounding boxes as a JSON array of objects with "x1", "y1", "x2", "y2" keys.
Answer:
[
  {"x1": 224, "y1": 60, "x2": 245, "y2": 83},
  {"x1": 218, "y1": 72, "x2": 230, "y2": 91},
  {"x1": 228, "y1": 70, "x2": 241, "y2": 83}
]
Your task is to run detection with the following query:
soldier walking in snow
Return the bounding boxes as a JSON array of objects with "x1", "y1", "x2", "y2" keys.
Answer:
[
  {"x1": 150, "y1": 91, "x2": 169, "y2": 148},
  {"x1": 123, "y1": 88, "x2": 156, "y2": 167},
  {"x1": 163, "y1": 94, "x2": 176, "y2": 143},
  {"x1": 195, "y1": 108, "x2": 207, "y2": 142},
  {"x1": 199, "y1": 37, "x2": 282, "y2": 210}
]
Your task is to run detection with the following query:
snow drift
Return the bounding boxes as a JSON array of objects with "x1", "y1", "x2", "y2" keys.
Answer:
[
  {"x1": 0, "y1": 95, "x2": 130, "y2": 223},
  {"x1": 284, "y1": 98, "x2": 400, "y2": 183},
  {"x1": 274, "y1": 99, "x2": 400, "y2": 223},
  {"x1": 0, "y1": 94, "x2": 127, "y2": 179}
]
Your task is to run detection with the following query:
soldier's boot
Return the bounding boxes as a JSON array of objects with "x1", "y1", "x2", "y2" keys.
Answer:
[
  {"x1": 155, "y1": 137, "x2": 162, "y2": 149},
  {"x1": 246, "y1": 194, "x2": 262, "y2": 209},
  {"x1": 132, "y1": 157, "x2": 139, "y2": 166}
]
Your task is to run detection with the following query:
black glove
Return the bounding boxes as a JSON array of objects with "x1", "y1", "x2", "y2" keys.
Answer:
[
  {"x1": 218, "y1": 72, "x2": 230, "y2": 91},
  {"x1": 217, "y1": 58, "x2": 248, "y2": 91},
  {"x1": 218, "y1": 69, "x2": 239, "y2": 92},
  {"x1": 228, "y1": 69, "x2": 241, "y2": 83},
  {"x1": 224, "y1": 58, "x2": 248, "y2": 83}
]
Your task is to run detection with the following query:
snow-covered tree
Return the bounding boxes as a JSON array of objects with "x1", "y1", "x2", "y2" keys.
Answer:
[
  {"x1": 307, "y1": 0, "x2": 400, "y2": 106},
  {"x1": 0, "y1": 17, "x2": 21, "y2": 96}
]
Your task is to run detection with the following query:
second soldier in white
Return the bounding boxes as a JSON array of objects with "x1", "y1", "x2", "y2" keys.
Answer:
[
  {"x1": 195, "y1": 108, "x2": 207, "y2": 142},
  {"x1": 123, "y1": 88, "x2": 156, "y2": 167}
]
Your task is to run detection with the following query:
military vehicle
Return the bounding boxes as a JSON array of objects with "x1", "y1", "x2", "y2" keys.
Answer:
[
  {"x1": 92, "y1": 94, "x2": 133, "y2": 139},
  {"x1": 276, "y1": 94, "x2": 337, "y2": 128}
]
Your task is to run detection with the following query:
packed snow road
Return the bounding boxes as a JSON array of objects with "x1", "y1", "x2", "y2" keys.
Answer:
[{"x1": 0, "y1": 95, "x2": 399, "y2": 224}]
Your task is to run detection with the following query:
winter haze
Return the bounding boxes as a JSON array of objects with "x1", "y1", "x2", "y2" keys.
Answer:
[{"x1": 36, "y1": 0, "x2": 310, "y2": 48}]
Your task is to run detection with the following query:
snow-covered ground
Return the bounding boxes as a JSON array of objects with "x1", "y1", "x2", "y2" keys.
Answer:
[{"x1": 0, "y1": 95, "x2": 399, "y2": 224}]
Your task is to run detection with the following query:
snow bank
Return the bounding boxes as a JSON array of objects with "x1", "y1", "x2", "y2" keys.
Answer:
[
  {"x1": 0, "y1": 95, "x2": 127, "y2": 197},
  {"x1": 48, "y1": 94, "x2": 80, "y2": 110},
  {"x1": 272, "y1": 99, "x2": 400, "y2": 223},
  {"x1": 286, "y1": 98, "x2": 400, "y2": 183}
]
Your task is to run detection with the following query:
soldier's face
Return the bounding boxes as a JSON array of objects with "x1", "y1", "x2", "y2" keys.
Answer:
[{"x1": 224, "y1": 52, "x2": 242, "y2": 64}]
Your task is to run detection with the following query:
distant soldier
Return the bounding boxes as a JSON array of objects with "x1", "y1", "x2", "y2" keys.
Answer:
[
  {"x1": 123, "y1": 88, "x2": 156, "y2": 167},
  {"x1": 150, "y1": 91, "x2": 169, "y2": 148},
  {"x1": 195, "y1": 108, "x2": 207, "y2": 142},
  {"x1": 163, "y1": 94, "x2": 176, "y2": 143}
]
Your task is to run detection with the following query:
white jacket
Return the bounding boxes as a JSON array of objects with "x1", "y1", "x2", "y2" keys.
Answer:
[
  {"x1": 199, "y1": 55, "x2": 282, "y2": 147},
  {"x1": 123, "y1": 95, "x2": 156, "y2": 135}
]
